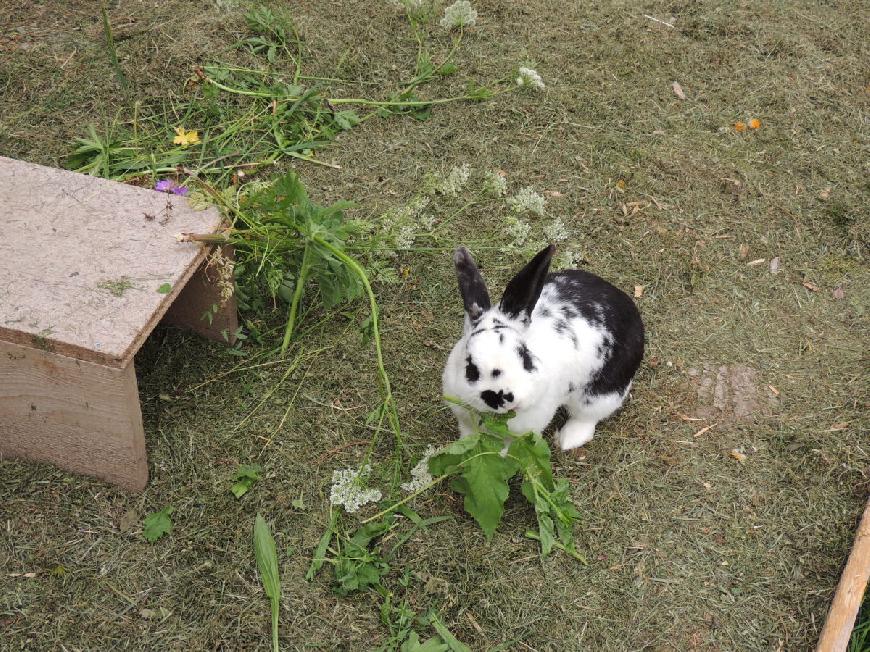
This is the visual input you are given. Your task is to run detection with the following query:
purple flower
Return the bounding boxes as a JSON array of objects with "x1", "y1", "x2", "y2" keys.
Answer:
[{"x1": 155, "y1": 178, "x2": 189, "y2": 196}]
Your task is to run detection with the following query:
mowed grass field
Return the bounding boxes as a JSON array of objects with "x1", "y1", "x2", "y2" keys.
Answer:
[{"x1": 1, "y1": 1, "x2": 868, "y2": 650}]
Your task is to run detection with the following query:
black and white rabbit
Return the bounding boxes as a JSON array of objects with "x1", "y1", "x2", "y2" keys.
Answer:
[{"x1": 442, "y1": 245, "x2": 644, "y2": 450}]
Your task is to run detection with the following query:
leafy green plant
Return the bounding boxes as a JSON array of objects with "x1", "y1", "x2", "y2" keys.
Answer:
[
  {"x1": 253, "y1": 514, "x2": 281, "y2": 652},
  {"x1": 142, "y1": 505, "x2": 174, "y2": 543},
  {"x1": 427, "y1": 409, "x2": 583, "y2": 559},
  {"x1": 332, "y1": 515, "x2": 395, "y2": 595},
  {"x1": 230, "y1": 463, "x2": 262, "y2": 498},
  {"x1": 241, "y1": 6, "x2": 302, "y2": 69}
]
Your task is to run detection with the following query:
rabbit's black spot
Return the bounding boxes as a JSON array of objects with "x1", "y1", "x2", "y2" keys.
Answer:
[
  {"x1": 554, "y1": 319, "x2": 570, "y2": 335},
  {"x1": 561, "y1": 305, "x2": 578, "y2": 319},
  {"x1": 540, "y1": 307, "x2": 551, "y2": 318},
  {"x1": 465, "y1": 356, "x2": 480, "y2": 382},
  {"x1": 517, "y1": 344, "x2": 535, "y2": 372},
  {"x1": 480, "y1": 389, "x2": 512, "y2": 410},
  {"x1": 499, "y1": 333, "x2": 505, "y2": 344},
  {"x1": 568, "y1": 382, "x2": 577, "y2": 393},
  {"x1": 492, "y1": 369, "x2": 502, "y2": 378}
]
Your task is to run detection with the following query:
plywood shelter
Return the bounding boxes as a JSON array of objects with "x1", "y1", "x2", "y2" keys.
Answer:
[{"x1": 0, "y1": 156, "x2": 237, "y2": 490}]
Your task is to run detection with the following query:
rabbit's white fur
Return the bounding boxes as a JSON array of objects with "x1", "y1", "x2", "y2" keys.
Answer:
[{"x1": 443, "y1": 246, "x2": 642, "y2": 450}]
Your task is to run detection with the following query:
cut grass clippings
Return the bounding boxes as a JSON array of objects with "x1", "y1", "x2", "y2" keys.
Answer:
[{"x1": 0, "y1": 1, "x2": 868, "y2": 650}]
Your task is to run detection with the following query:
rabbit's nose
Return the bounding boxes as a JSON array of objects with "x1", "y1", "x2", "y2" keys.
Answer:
[{"x1": 481, "y1": 390, "x2": 514, "y2": 410}]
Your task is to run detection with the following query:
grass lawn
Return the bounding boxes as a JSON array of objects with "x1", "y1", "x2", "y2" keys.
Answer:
[{"x1": 1, "y1": 1, "x2": 868, "y2": 650}]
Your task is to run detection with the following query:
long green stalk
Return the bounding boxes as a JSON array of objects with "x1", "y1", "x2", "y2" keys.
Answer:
[
  {"x1": 281, "y1": 243, "x2": 312, "y2": 353},
  {"x1": 310, "y1": 237, "x2": 404, "y2": 481}
]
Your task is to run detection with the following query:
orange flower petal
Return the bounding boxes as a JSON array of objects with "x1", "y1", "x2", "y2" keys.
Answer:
[
  {"x1": 734, "y1": 121, "x2": 746, "y2": 132},
  {"x1": 749, "y1": 118, "x2": 761, "y2": 129}
]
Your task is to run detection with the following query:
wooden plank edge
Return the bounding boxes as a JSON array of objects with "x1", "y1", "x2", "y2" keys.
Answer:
[{"x1": 816, "y1": 498, "x2": 870, "y2": 652}]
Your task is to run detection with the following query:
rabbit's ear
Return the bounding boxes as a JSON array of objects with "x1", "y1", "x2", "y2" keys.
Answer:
[
  {"x1": 454, "y1": 247, "x2": 491, "y2": 320},
  {"x1": 500, "y1": 244, "x2": 555, "y2": 320}
]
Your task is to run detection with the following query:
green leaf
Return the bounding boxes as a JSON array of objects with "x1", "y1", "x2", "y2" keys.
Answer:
[
  {"x1": 253, "y1": 514, "x2": 281, "y2": 652},
  {"x1": 428, "y1": 612, "x2": 471, "y2": 652},
  {"x1": 306, "y1": 511, "x2": 337, "y2": 580},
  {"x1": 156, "y1": 283, "x2": 172, "y2": 294},
  {"x1": 508, "y1": 433, "x2": 554, "y2": 490},
  {"x1": 333, "y1": 516, "x2": 395, "y2": 595},
  {"x1": 333, "y1": 110, "x2": 361, "y2": 131},
  {"x1": 401, "y1": 631, "x2": 449, "y2": 652},
  {"x1": 254, "y1": 515, "x2": 280, "y2": 599},
  {"x1": 465, "y1": 82, "x2": 494, "y2": 101},
  {"x1": 438, "y1": 63, "x2": 458, "y2": 77},
  {"x1": 430, "y1": 433, "x2": 519, "y2": 540},
  {"x1": 143, "y1": 505, "x2": 174, "y2": 543},
  {"x1": 230, "y1": 463, "x2": 262, "y2": 499}
]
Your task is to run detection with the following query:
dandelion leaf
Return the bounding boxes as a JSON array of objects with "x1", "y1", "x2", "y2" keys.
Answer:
[{"x1": 434, "y1": 432, "x2": 518, "y2": 540}]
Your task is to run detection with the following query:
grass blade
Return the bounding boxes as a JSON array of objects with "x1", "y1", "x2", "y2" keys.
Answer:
[{"x1": 306, "y1": 510, "x2": 337, "y2": 580}]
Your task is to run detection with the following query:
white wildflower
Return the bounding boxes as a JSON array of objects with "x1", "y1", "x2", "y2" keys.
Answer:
[
  {"x1": 329, "y1": 465, "x2": 383, "y2": 513},
  {"x1": 391, "y1": 0, "x2": 427, "y2": 12},
  {"x1": 543, "y1": 217, "x2": 569, "y2": 243},
  {"x1": 483, "y1": 170, "x2": 507, "y2": 197},
  {"x1": 506, "y1": 216, "x2": 531, "y2": 246},
  {"x1": 419, "y1": 212, "x2": 436, "y2": 230},
  {"x1": 556, "y1": 249, "x2": 583, "y2": 268},
  {"x1": 401, "y1": 445, "x2": 439, "y2": 493},
  {"x1": 507, "y1": 186, "x2": 546, "y2": 216},
  {"x1": 395, "y1": 225, "x2": 416, "y2": 248},
  {"x1": 516, "y1": 67, "x2": 545, "y2": 91},
  {"x1": 441, "y1": 163, "x2": 471, "y2": 196},
  {"x1": 407, "y1": 195, "x2": 430, "y2": 219},
  {"x1": 440, "y1": 0, "x2": 477, "y2": 29}
]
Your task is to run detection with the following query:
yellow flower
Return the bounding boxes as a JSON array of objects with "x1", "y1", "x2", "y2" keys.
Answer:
[
  {"x1": 749, "y1": 118, "x2": 761, "y2": 129},
  {"x1": 734, "y1": 121, "x2": 746, "y2": 132},
  {"x1": 173, "y1": 127, "x2": 200, "y2": 147}
]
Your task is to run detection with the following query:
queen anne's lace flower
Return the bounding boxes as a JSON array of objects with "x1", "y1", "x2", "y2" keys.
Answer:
[
  {"x1": 483, "y1": 171, "x2": 507, "y2": 197},
  {"x1": 395, "y1": 225, "x2": 416, "y2": 248},
  {"x1": 440, "y1": 0, "x2": 477, "y2": 29},
  {"x1": 329, "y1": 465, "x2": 383, "y2": 513},
  {"x1": 507, "y1": 187, "x2": 546, "y2": 216},
  {"x1": 544, "y1": 217, "x2": 569, "y2": 242},
  {"x1": 516, "y1": 67, "x2": 545, "y2": 91},
  {"x1": 401, "y1": 445, "x2": 439, "y2": 493},
  {"x1": 440, "y1": 163, "x2": 471, "y2": 196},
  {"x1": 506, "y1": 216, "x2": 531, "y2": 245},
  {"x1": 556, "y1": 249, "x2": 583, "y2": 268}
]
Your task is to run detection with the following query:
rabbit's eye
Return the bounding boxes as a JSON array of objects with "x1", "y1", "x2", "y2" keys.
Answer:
[{"x1": 465, "y1": 356, "x2": 480, "y2": 383}]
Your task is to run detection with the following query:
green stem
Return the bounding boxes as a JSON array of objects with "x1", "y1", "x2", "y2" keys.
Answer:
[
  {"x1": 281, "y1": 243, "x2": 312, "y2": 353},
  {"x1": 524, "y1": 531, "x2": 587, "y2": 564},
  {"x1": 310, "y1": 238, "x2": 404, "y2": 480},
  {"x1": 204, "y1": 76, "x2": 299, "y2": 99},
  {"x1": 326, "y1": 94, "x2": 475, "y2": 108},
  {"x1": 270, "y1": 598, "x2": 279, "y2": 652},
  {"x1": 361, "y1": 475, "x2": 449, "y2": 524}
]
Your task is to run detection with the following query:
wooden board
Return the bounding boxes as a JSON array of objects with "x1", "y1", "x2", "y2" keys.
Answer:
[
  {"x1": 0, "y1": 156, "x2": 223, "y2": 367},
  {"x1": 817, "y1": 499, "x2": 870, "y2": 651},
  {"x1": 0, "y1": 339, "x2": 147, "y2": 491}
]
